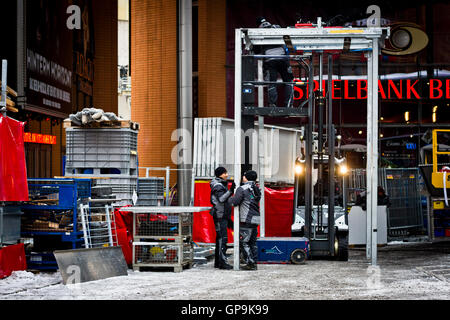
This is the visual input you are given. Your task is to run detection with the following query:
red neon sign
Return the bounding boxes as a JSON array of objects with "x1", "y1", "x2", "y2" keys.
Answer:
[
  {"x1": 293, "y1": 78, "x2": 450, "y2": 100},
  {"x1": 24, "y1": 132, "x2": 57, "y2": 145}
]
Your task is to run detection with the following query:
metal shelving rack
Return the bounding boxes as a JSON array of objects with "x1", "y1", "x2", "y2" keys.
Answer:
[
  {"x1": 21, "y1": 178, "x2": 91, "y2": 270},
  {"x1": 121, "y1": 206, "x2": 211, "y2": 272}
]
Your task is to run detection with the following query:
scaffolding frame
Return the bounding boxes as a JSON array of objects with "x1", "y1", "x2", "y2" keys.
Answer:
[{"x1": 234, "y1": 20, "x2": 389, "y2": 268}]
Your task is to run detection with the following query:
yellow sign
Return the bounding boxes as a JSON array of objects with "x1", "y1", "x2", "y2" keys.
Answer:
[{"x1": 433, "y1": 201, "x2": 444, "y2": 209}]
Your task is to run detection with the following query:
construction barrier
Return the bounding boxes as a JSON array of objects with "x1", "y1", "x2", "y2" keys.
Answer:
[
  {"x1": 0, "y1": 115, "x2": 28, "y2": 201},
  {"x1": 0, "y1": 243, "x2": 27, "y2": 279}
]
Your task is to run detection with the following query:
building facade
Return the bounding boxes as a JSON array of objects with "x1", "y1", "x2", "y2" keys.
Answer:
[
  {"x1": 1, "y1": 0, "x2": 118, "y2": 178},
  {"x1": 2, "y1": 0, "x2": 449, "y2": 183},
  {"x1": 130, "y1": 0, "x2": 450, "y2": 176}
]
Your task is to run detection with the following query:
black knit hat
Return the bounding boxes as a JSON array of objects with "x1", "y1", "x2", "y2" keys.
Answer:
[
  {"x1": 244, "y1": 170, "x2": 257, "y2": 181},
  {"x1": 257, "y1": 16, "x2": 271, "y2": 28},
  {"x1": 215, "y1": 166, "x2": 227, "y2": 178}
]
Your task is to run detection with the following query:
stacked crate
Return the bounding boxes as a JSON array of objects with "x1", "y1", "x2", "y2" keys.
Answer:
[
  {"x1": 136, "y1": 177, "x2": 165, "y2": 206},
  {"x1": 65, "y1": 127, "x2": 139, "y2": 205},
  {"x1": 21, "y1": 178, "x2": 91, "y2": 270}
]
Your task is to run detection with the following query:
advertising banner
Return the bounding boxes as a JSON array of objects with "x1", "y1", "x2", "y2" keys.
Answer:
[{"x1": 26, "y1": 0, "x2": 73, "y2": 116}]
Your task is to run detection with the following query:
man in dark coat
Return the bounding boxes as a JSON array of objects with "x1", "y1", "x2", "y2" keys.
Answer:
[
  {"x1": 228, "y1": 170, "x2": 261, "y2": 270},
  {"x1": 255, "y1": 17, "x2": 294, "y2": 108},
  {"x1": 210, "y1": 167, "x2": 235, "y2": 269}
]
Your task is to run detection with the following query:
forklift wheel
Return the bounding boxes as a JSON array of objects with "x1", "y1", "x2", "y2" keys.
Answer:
[
  {"x1": 290, "y1": 249, "x2": 306, "y2": 264},
  {"x1": 336, "y1": 233, "x2": 349, "y2": 261}
]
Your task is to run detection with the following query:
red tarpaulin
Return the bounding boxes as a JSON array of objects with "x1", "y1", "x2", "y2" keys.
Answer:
[
  {"x1": 192, "y1": 181, "x2": 294, "y2": 243},
  {"x1": 0, "y1": 115, "x2": 28, "y2": 201},
  {"x1": 113, "y1": 206, "x2": 133, "y2": 265},
  {"x1": 0, "y1": 243, "x2": 27, "y2": 279}
]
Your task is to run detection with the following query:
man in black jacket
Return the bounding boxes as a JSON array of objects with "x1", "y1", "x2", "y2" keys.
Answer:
[
  {"x1": 210, "y1": 167, "x2": 235, "y2": 269},
  {"x1": 228, "y1": 170, "x2": 261, "y2": 270},
  {"x1": 256, "y1": 17, "x2": 294, "y2": 108}
]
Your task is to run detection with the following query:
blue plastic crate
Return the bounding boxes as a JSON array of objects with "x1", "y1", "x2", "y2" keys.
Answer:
[
  {"x1": 434, "y1": 229, "x2": 445, "y2": 238},
  {"x1": 257, "y1": 237, "x2": 309, "y2": 264},
  {"x1": 27, "y1": 179, "x2": 91, "y2": 207}
]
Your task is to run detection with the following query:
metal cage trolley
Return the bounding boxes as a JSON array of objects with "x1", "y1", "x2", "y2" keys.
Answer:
[{"x1": 121, "y1": 206, "x2": 211, "y2": 272}]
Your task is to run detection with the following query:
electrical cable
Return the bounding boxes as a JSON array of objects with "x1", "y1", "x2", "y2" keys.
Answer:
[{"x1": 444, "y1": 171, "x2": 448, "y2": 207}]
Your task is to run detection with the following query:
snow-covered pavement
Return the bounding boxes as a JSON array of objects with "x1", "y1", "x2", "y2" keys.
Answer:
[{"x1": 1, "y1": 242, "x2": 449, "y2": 300}]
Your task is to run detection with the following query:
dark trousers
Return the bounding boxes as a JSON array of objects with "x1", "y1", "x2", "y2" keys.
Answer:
[
  {"x1": 239, "y1": 225, "x2": 258, "y2": 265},
  {"x1": 214, "y1": 218, "x2": 229, "y2": 267},
  {"x1": 265, "y1": 59, "x2": 294, "y2": 107}
]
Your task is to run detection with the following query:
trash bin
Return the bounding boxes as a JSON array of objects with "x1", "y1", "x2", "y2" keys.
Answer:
[{"x1": 0, "y1": 206, "x2": 23, "y2": 245}]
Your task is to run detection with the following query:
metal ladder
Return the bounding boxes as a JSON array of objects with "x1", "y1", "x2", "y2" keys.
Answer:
[{"x1": 79, "y1": 199, "x2": 118, "y2": 248}]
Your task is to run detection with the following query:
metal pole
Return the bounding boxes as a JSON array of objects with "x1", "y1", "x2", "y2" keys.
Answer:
[
  {"x1": 305, "y1": 58, "x2": 314, "y2": 240},
  {"x1": 257, "y1": 59, "x2": 265, "y2": 237},
  {"x1": 370, "y1": 38, "x2": 379, "y2": 266},
  {"x1": 366, "y1": 49, "x2": 373, "y2": 260},
  {"x1": 17, "y1": 0, "x2": 26, "y2": 108},
  {"x1": 190, "y1": 119, "x2": 199, "y2": 206},
  {"x1": 165, "y1": 166, "x2": 170, "y2": 206},
  {"x1": 1, "y1": 60, "x2": 7, "y2": 108},
  {"x1": 327, "y1": 55, "x2": 335, "y2": 256},
  {"x1": 105, "y1": 205, "x2": 114, "y2": 246},
  {"x1": 317, "y1": 53, "x2": 324, "y2": 230},
  {"x1": 189, "y1": 169, "x2": 196, "y2": 206},
  {"x1": 233, "y1": 29, "x2": 242, "y2": 270},
  {"x1": 177, "y1": 0, "x2": 193, "y2": 206}
]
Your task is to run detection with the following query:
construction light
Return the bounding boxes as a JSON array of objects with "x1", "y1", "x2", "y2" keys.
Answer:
[
  {"x1": 404, "y1": 111, "x2": 410, "y2": 122},
  {"x1": 295, "y1": 164, "x2": 304, "y2": 175},
  {"x1": 432, "y1": 106, "x2": 438, "y2": 123},
  {"x1": 338, "y1": 164, "x2": 349, "y2": 175}
]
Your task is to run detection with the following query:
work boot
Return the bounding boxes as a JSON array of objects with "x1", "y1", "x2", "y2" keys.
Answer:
[
  {"x1": 248, "y1": 263, "x2": 258, "y2": 270},
  {"x1": 219, "y1": 263, "x2": 233, "y2": 270},
  {"x1": 240, "y1": 263, "x2": 257, "y2": 271}
]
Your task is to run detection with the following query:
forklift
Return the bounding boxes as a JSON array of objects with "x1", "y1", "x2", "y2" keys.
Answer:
[
  {"x1": 233, "y1": 17, "x2": 388, "y2": 268},
  {"x1": 288, "y1": 51, "x2": 350, "y2": 261},
  {"x1": 241, "y1": 35, "x2": 349, "y2": 261}
]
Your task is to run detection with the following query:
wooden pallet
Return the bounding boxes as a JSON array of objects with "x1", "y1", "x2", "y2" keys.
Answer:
[
  {"x1": 63, "y1": 119, "x2": 140, "y2": 130},
  {"x1": 0, "y1": 81, "x2": 18, "y2": 113}
]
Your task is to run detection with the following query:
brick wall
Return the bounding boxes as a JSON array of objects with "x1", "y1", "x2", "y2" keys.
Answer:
[
  {"x1": 92, "y1": 0, "x2": 118, "y2": 114},
  {"x1": 131, "y1": 0, "x2": 178, "y2": 184},
  {"x1": 198, "y1": 0, "x2": 227, "y2": 118}
]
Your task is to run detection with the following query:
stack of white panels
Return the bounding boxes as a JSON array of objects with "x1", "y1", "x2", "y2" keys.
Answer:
[{"x1": 193, "y1": 118, "x2": 301, "y2": 184}]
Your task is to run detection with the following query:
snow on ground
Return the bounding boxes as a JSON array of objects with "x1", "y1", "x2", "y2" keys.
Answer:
[{"x1": 0, "y1": 243, "x2": 449, "y2": 300}]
